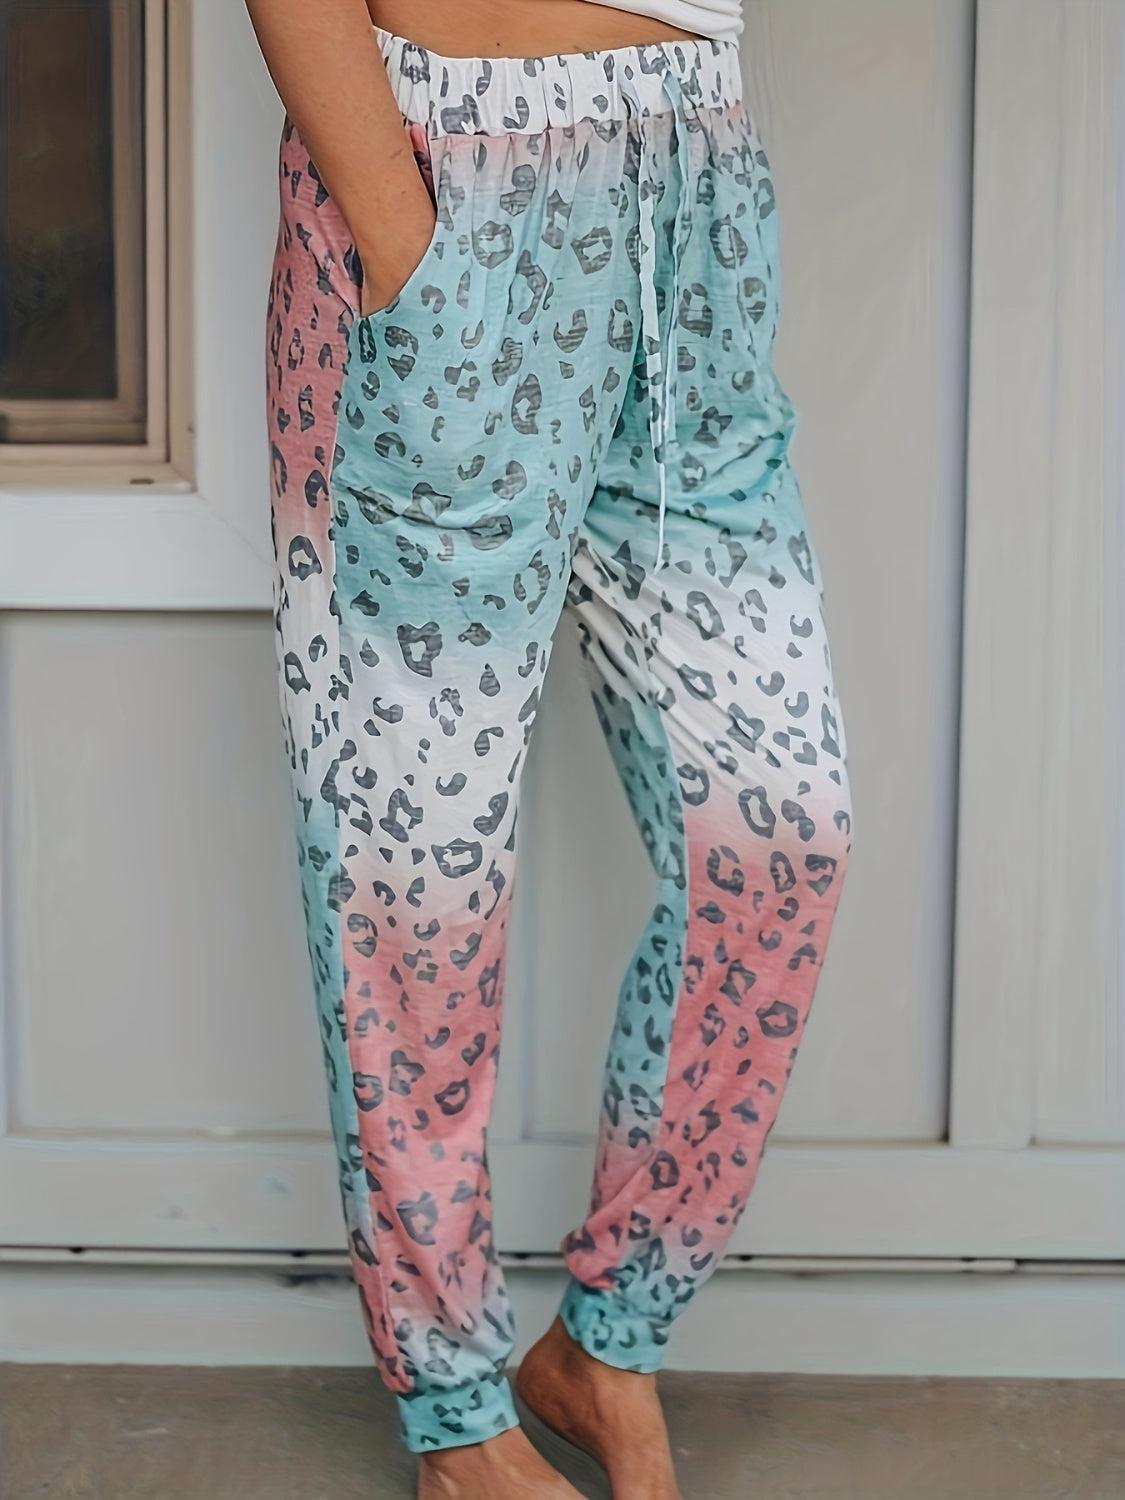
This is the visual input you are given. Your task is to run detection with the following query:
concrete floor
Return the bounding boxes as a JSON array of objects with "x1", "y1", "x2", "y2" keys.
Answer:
[{"x1": 1, "y1": 1366, "x2": 1123, "y2": 1500}]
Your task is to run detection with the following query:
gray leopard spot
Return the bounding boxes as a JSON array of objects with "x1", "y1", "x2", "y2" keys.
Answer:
[
  {"x1": 405, "y1": 482, "x2": 453, "y2": 524},
  {"x1": 399, "y1": 42, "x2": 430, "y2": 83},
  {"x1": 707, "y1": 846, "x2": 745, "y2": 896},
  {"x1": 478, "y1": 959, "x2": 501, "y2": 1006},
  {"x1": 554, "y1": 309, "x2": 588, "y2": 352},
  {"x1": 368, "y1": 698, "x2": 404, "y2": 727},
  {"x1": 269, "y1": 444, "x2": 287, "y2": 496},
  {"x1": 513, "y1": 552, "x2": 550, "y2": 614},
  {"x1": 492, "y1": 462, "x2": 527, "y2": 502},
  {"x1": 514, "y1": 250, "x2": 547, "y2": 323},
  {"x1": 678, "y1": 283, "x2": 713, "y2": 338},
  {"x1": 572, "y1": 225, "x2": 613, "y2": 275},
  {"x1": 461, "y1": 1032, "x2": 486, "y2": 1066},
  {"x1": 500, "y1": 162, "x2": 537, "y2": 217},
  {"x1": 728, "y1": 705, "x2": 764, "y2": 752},
  {"x1": 380, "y1": 787, "x2": 423, "y2": 842},
  {"x1": 439, "y1": 94, "x2": 482, "y2": 134},
  {"x1": 821, "y1": 703, "x2": 842, "y2": 757},
  {"x1": 756, "y1": 999, "x2": 798, "y2": 1038},
  {"x1": 721, "y1": 959, "x2": 757, "y2": 1004},
  {"x1": 304, "y1": 470, "x2": 329, "y2": 508},
  {"x1": 608, "y1": 298, "x2": 633, "y2": 352},
  {"x1": 353, "y1": 488, "x2": 397, "y2": 527},
  {"x1": 709, "y1": 215, "x2": 749, "y2": 269},
  {"x1": 738, "y1": 785, "x2": 776, "y2": 839},
  {"x1": 435, "y1": 1079, "x2": 470, "y2": 1115},
  {"x1": 354, "y1": 1071, "x2": 383, "y2": 1111},
  {"x1": 696, "y1": 406, "x2": 732, "y2": 449},
  {"x1": 649, "y1": 1152, "x2": 680, "y2": 1190},
  {"x1": 786, "y1": 690, "x2": 811, "y2": 718},
  {"x1": 701, "y1": 1003, "x2": 726, "y2": 1045},
  {"x1": 389, "y1": 1050, "x2": 425, "y2": 1096},
  {"x1": 788, "y1": 532, "x2": 815, "y2": 584},
  {"x1": 472, "y1": 219, "x2": 513, "y2": 268},
  {"x1": 473, "y1": 792, "x2": 509, "y2": 836},
  {"x1": 491, "y1": 337, "x2": 523, "y2": 385},
  {"x1": 349, "y1": 590, "x2": 380, "y2": 618},
  {"x1": 355, "y1": 321, "x2": 380, "y2": 363},
  {"x1": 511, "y1": 374, "x2": 542, "y2": 433},
  {"x1": 678, "y1": 762, "x2": 711, "y2": 807},
  {"x1": 782, "y1": 799, "x2": 816, "y2": 842},
  {"x1": 469, "y1": 519, "x2": 509, "y2": 554},
  {"x1": 387, "y1": 350, "x2": 417, "y2": 382},
  {"x1": 742, "y1": 276, "x2": 767, "y2": 322},
  {"x1": 451, "y1": 932, "x2": 481, "y2": 969},
  {"x1": 542, "y1": 188, "x2": 573, "y2": 249},
  {"x1": 686, "y1": 589, "x2": 722, "y2": 640},
  {"x1": 806, "y1": 853, "x2": 838, "y2": 895},
  {"x1": 283, "y1": 652, "x2": 309, "y2": 693},
  {"x1": 432, "y1": 838, "x2": 484, "y2": 878},
  {"x1": 677, "y1": 665, "x2": 717, "y2": 701},
  {"x1": 398, "y1": 1192, "x2": 439, "y2": 1245},
  {"x1": 327, "y1": 867, "x2": 355, "y2": 909},
  {"x1": 397, "y1": 621, "x2": 443, "y2": 676}
]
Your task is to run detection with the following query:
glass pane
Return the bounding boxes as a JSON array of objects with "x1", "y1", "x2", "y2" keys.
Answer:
[{"x1": 0, "y1": 0, "x2": 146, "y2": 444}]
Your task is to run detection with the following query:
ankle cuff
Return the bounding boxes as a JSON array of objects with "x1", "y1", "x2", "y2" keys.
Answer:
[
  {"x1": 397, "y1": 1373, "x2": 518, "y2": 1452},
  {"x1": 559, "y1": 1275, "x2": 669, "y2": 1374}
]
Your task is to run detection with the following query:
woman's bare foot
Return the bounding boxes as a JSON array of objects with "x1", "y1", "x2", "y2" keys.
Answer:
[
  {"x1": 417, "y1": 1424, "x2": 582, "y2": 1499},
  {"x1": 516, "y1": 1317, "x2": 683, "y2": 1500}
]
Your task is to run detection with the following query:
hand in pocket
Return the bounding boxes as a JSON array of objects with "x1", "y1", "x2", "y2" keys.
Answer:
[{"x1": 357, "y1": 126, "x2": 438, "y2": 318}]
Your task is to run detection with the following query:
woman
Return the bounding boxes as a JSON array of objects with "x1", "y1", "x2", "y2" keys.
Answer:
[{"x1": 248, "y1": 1, "x2": 853, "y2": 1495}]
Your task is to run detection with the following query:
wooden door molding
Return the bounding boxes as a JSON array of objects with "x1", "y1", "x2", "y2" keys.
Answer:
[{"x1": 951, "y1": 0, "x2": 1125, "y2": 1150}]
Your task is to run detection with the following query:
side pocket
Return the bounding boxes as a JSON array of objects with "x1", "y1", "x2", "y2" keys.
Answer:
[
  {"x1": 353, "y1": 126, "x2": 447, "y2": 336},
  {"x1": 278, "y1": 115, "x2": 363, "y2": 314},
  {"x1": 744, "y1": 122, "x2": 781, "y2": 341}
]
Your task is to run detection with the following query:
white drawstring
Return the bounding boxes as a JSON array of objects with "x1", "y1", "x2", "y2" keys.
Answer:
[{"x1": 621, "y1": 64, "x2": 693, "y2": 574}]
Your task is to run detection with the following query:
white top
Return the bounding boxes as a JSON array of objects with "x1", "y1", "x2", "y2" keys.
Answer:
[{"x1": 585, "y1": 0, "x2": 743, "y2": 44}]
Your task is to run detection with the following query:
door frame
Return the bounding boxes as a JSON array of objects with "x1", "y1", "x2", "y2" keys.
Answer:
[{"x1": 950, "y1": 0, "x2": 1125, "y2": 1156}]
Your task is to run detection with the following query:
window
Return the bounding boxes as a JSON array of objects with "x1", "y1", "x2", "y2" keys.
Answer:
[{"x1": 0, "y1": 0, "x2": 160, "y2": 453}]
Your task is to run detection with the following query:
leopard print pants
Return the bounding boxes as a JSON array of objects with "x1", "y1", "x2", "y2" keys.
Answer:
[{"x1": 265, "y1": 28, "x2": 852, "y2": 1453}]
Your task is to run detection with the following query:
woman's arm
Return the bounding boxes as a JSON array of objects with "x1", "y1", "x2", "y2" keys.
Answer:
[{"x1": 245, "y1": 0, "x2": 435, "y2": 315}]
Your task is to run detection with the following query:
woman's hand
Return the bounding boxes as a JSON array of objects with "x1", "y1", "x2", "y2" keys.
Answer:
[
  {"x1": 355, "y1": 144, "x2": 437, "y2": 317},
  {"x1": 246, "y1": 1, "x2": 436, "y2": 317}
]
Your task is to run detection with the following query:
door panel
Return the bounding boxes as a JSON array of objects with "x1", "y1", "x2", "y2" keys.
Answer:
[{"x1": 2, "y1": 612, "x2": 325, "y2": 1139}]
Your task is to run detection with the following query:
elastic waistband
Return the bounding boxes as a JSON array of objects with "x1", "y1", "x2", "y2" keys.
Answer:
[{"x1": 373, "y1": 27, "x2": 743, "y2": 136}]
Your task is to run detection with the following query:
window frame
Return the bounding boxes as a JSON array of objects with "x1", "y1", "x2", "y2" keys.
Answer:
[
  {"x1": 0, "y1": 1, "x2": 274, "y2": 612},
  {"x1": 0, "y1": 0, "x2": 170, "y2": 464}
]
